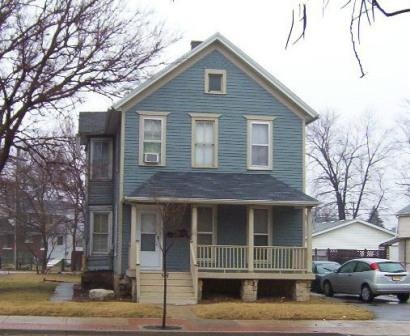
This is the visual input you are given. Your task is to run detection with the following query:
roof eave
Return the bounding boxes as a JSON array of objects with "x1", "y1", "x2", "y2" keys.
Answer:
[{"x1": 124, "y1": 196, "x2": 318, "y2": 207}]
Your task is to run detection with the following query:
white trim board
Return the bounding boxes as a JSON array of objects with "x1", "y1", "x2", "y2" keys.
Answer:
[{"x1": 112, "y1": 33, "x2": 318, "y2": 124}]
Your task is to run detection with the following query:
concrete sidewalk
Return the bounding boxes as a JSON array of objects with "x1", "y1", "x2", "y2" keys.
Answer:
[{"x1": 0, "y1": 315, "x2": 409, "y2": 335}]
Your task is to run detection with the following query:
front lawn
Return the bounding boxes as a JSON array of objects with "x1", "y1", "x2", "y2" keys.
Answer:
[
  {"x1": 0, "y1": 273, "x2": 161, "y2": 318},
  {"x1": 193, "y1": 297, "x2": 373, "y2": 320}
]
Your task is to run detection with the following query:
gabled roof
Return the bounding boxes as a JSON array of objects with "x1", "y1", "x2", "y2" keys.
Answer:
[
  {"x1": 112, "y1": 33, "x2": 319, "y2": 124},
  {"x1": 313, "y1": 219, "x2": 395, "y2": 237},
  {"x1": 126, "y1": 172, "x2": 319, "y2": 206},
  {"x1": 397, "y1": 204, "x2": 410, "y2": 217}
]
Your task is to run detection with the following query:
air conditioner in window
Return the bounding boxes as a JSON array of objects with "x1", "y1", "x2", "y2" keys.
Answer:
[{"x1": 144, "y1": 153, "x2": 160, "y2": 163}]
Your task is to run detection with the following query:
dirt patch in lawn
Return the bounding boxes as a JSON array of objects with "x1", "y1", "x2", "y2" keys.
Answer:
[
  {"x1": 193, "y1": 296, "x2": 373, "y2": 320},
  {"x1": 0, "y1": 273, "x2": 161, "y2": 318}
]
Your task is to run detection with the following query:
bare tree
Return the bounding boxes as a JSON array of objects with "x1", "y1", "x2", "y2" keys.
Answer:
[
  {"x1": 307, "y1": 111, "x2": 393, "y2": 220},
  {"x1": 0, "y1": 0, "x2": 175, "y2": 173},
  {"x1": 397, "y1": 112, "x2": 410, "y2": 198},
  {"x1": 0, "y1": 149, "x2": 72, "y2": 273},
  {"x1": 287, "y1": 1, "x2": 410, "y2": 77},
  {"x1": 49, "y1": 120, "x2": 86, "y2": 264},
  {"x1": 155, "y1": 202, "x2": 188, "y2": 329}
]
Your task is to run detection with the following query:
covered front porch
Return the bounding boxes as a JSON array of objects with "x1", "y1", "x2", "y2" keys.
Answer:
[{"x1": 125, "y1": 172, "x2": 318, "y2": 303}]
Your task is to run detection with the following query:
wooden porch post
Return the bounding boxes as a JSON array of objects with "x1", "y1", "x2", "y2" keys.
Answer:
[
  {"x1": 191, "y1": 206, "x2": 198, "y2": 249},
  {"x1": 306, "y1": 207, "x2": 313, "y2": 272},
  {"x1": 247, "y1": 207, "x2": 254, "y2": 272},
  {"x1": 129, "y1": 205, "x2": 137, "y2": 269},
  {"x1": 131, "y1": 205, "x2": 141, "y2": 302}
]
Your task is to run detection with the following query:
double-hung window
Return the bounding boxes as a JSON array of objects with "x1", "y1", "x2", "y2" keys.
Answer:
[
  {"x1": 253, "y1": 208, "x2": 271, "y2": 246},
  {"x1": 90, "y1": 138, "x2": 113, "y2": 180},
  {"x1": 190, "y1": 113, "x2": 219, "y2": 168},
  {"x1": 246, "y1": 116, "x2": 274, "y2": 170},
  {"x1": 197, "y1": 206, "x2": 216, "y2": 245},
  {"x1": 138, "y1": 112, "x2": 168, "y2": 166},
  {"x1": 90, "y1": 210, "x2": 112, "y2": 255}
]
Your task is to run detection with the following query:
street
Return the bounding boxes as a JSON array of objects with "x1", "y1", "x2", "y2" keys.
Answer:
[{"x1": 326, "y1": 294, "x2": 410, "y2": 321}]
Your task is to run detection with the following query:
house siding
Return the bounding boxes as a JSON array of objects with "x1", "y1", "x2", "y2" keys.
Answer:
[
  {"x1": 123, "y1": 49, "x2": 304, "y2": 199},
  {"x1": 272, "y1": 207, "x2": 303, "y2": 246},
  {"x1": 85, "y1": 135, "x2": 116, "y2": 271},
  {"x1": 217, "y1": 205, "x2": 247, "y2": 245}
]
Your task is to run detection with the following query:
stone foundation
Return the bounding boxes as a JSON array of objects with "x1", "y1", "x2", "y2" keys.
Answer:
[
  {"x1": 293, "y1": 280, "x2": 311, "y2": 302},
  {"x1": 81, "y1": 271, "x2": 114, "y2": 290},
  {"x1": 240, "y1": 279, "x2": 258, "y2": 302}
]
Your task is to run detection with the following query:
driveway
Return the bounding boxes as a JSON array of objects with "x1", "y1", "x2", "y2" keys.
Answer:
[{"x1": 329, "y1": 294, "x2": 410, "y2": 321}]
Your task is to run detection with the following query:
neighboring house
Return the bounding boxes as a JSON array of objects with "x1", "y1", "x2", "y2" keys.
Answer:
[
  {"x1": 312, "y1": 219, "x2": 397, "y2": 261},
  {"x1": 78, "y1": 33, "x2": 319, "y2": 304},
  {"x1": 382, "y1": 205, "x2": 410, "y2": 271},
  {"x1": 0, "y1": 200, "x2": 83, "y2": 270}
]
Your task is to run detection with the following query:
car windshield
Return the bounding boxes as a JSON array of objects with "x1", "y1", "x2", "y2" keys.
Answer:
[
  {"x1": 316, "y1": 263, "x2": 340, "y2": 274},
  {"x1": 377, "y1": 262, "x2": 405, "y2": 273}
]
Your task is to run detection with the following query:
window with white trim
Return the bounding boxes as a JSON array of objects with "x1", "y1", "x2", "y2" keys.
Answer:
[
  {"x1": 90, "y1": 210, "x2": 112, "y2": 255},
  {"x1": 139, "y1": 113, "x2": 167, "y2": 166},
  {"x1": 247, "y1": 119, "x2": 273, "y2": 170},
  {"x1": 254, "y1": 209, "x2": 270, "y2": 246},
  {"x1": 90, "y1": 138, "x2": 113, "y2": 180},
  {"x1": 197, "y1": 206, "x2": 216, "y2": 245},
  {"x1": 205, "y1": 69, "x2": 226, "y2": 94},
  {"x1": 191, "y1": 115, "x2": 219, "y2": 168}
]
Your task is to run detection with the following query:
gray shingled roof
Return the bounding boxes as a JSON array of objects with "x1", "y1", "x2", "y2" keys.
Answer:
[
  {"x1": 128, "y1": 172, "x2": 318, "y2": 205},
  {"x1": 313, "y1": 218, "x2": 395, "y2": 235},
  {"x1": 397, "y1": 204, "x2": 410, "y2": 217},
  {"x1": 78, "y1": 112, "x2": 108, "y2": 135},
  {"x1": 313, "y1": 219, "x2": 351, "y2": 234}
]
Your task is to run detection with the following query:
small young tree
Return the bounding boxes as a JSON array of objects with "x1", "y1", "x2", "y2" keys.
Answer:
[{"x1": 155, "y1": 202, "x2": 188, "y2": 329}]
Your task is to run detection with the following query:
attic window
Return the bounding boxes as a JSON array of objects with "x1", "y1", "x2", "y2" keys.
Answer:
[{"x1": 205, "y1": 69, "x2": 226, "y2": 94}]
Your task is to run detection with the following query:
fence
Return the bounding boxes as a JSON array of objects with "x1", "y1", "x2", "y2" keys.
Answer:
[{"x1": 313, "y1": 248, "x2": 387, "y2": 264}]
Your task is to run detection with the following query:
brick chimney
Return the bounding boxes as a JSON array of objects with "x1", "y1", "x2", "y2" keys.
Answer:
[{"x1": 190, "y1": 40, "x2": 203, "y2": 50}]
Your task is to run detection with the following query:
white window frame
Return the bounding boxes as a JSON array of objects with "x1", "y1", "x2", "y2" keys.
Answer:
[
  {"x1": 138, "y1": 111, "x2": 169, "y2": 166},
  {"x1": 197, "y1": 205, "x2": 217, "y2": 246},
  {"x1": 204, "y1": 69, "x2": 227, "y2": 94},
  {"x1": 245, "y1": 115, "x2": 274, "y2": 170},
  {"x1": 90, "y1": 137, "x2": 113, "y2": 181},
  {"x1": 190, "y1": 113, "x2": 220, "y2": 168},
  {"x1": 252, "y1": 207, "x2": 273, "y2": 246},
  {"x1": 89, "y1": 207, "x2": 113, "y2": 256}
]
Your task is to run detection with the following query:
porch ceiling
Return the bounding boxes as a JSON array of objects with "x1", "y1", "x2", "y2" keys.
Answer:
[{"x1": 126, "y1": 172, "x2": 318, "y2": 206}]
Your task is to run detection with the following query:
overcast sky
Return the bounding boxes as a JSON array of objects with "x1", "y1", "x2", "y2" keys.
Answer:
[{"x1": 79, "y1": 0, "x2": 410, "y2": 226}]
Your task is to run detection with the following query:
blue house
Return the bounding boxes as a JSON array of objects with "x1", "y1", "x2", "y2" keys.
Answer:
[{"x1": 79, "y1": 33, "x2": 319, "y2": 304}]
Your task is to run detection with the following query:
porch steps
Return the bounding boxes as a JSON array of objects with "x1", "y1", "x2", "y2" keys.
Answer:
[{"x1": 139, "y1": 272, "x2": 196, "y2": 305}]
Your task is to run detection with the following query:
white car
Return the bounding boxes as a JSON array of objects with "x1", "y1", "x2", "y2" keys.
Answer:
[{"x1": 322, "y1": 258, "x2": 410, "y2": 303}]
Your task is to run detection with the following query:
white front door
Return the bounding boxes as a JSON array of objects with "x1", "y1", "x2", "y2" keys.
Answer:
[{"x1": 138, "y1": 210, "x2": 162, "y2": 270}]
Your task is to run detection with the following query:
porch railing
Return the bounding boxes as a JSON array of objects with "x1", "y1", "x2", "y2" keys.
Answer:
[
  {"x1": 197, "y1": 245, "x2": 307, "y2": 272},
  {"x1": 197, "y1": 245, "x2": 248, "y2": 270},
  {"x1": 254, "y1": 246, "x2": 307, "y2": 271}
]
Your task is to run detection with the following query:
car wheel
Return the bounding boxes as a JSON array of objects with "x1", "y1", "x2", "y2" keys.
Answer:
[
  {"x1": 360, "y1": 285, "x2": 374, "y2": 303},
  {"x1": 323, "y1": 281, "x2": 334, "y2": 297},
  {"x1": 397, "y1": 294, "x2": 409, "y2": 303}
]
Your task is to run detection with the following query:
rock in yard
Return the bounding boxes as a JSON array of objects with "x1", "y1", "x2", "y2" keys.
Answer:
[{"x1": 89, "y1": 288, "x2": 115, "y2": 301}]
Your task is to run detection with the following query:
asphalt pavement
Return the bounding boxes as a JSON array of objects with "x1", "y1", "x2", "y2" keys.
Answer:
[{"x1": 328, "y1": 294, "x2": 410, "y2": 321}]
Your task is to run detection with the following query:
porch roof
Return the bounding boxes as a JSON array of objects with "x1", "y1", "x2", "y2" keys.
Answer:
[{"x1": 126, "y1": 172, "x2": 319, "y2": 206}]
